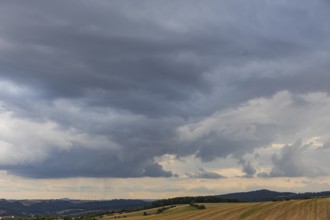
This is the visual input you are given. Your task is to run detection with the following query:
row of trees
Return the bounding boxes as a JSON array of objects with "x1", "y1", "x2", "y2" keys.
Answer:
[{"x1": 150, "y1": 196, "x2": 239, "y2": 208}]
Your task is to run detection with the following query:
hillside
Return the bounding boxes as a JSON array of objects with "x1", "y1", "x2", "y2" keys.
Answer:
[
  {"x1": 218, "y1": 189, "x2": 295, "y2": 202},
  {"x1": 218, "y1": 189, "x2": 330, "y2": 202},
  {"x1": 102, "y1": 197, "x2": 330, "y2": 220},
  {"x1": 0, "y1": 199, "x2": 148, "y2": 217}
]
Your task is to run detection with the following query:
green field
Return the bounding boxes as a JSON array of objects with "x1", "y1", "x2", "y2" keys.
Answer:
[{"x1": 102, "y1": 198, "x2": 330, "y2": 220}]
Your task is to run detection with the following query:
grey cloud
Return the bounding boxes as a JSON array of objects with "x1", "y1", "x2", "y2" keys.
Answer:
[
  {"x1": 321, "y1": 139, "x2": 330, "y2": 150},
  {"x1": 0, "y1": 0, "x2": 212, "y2": 117},
  {"x1": 4, "y1": 147, "x2": 173, "y2": 178},
  {"x1": 195, "y1": 135, "x2": 265, "y2": 162},
  {"x1": 186, "y1": 168, "x2": 224, "y2": 179},
  {"x1": 239, "y1": 160, "x2": 257, "y2": 178},
  {"x1": 262, "y1": 141, "x2": 326, "y2": 178},
  {"x1": 0, "y1": 0, "x2": 329, "y2": 179},
  {"x1": 1, "y1": 0, "x2": 329, "y2": 115},
  {"x1": 185, "y1": 122, "x2": 276, "y2": 162}
]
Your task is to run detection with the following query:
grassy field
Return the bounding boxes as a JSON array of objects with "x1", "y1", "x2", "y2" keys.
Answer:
[{"x1": 101, "y1": 197, "x2": 330, "y2": 220}]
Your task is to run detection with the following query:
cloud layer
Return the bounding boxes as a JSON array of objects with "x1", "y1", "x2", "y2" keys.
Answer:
[{"x1": 0, "y1": 0, "x2": 330, "y2": 182}]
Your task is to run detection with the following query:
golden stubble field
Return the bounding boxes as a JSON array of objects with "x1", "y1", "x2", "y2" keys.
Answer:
[{"x1": 102, "y1": 198, "x2": 330, "y2": 220}]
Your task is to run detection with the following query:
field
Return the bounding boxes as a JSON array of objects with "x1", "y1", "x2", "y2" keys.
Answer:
[{"x1": 102, "y1": 198, "x2": 330, "y2": 220}]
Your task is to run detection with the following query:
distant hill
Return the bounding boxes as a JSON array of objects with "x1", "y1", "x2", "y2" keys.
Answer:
[
  {"x1": 217, "y1": 189, "x2": 330, "y2": 202},
  {"x1": 0, "y1": 199, "x2": 148, "y2": 217}
]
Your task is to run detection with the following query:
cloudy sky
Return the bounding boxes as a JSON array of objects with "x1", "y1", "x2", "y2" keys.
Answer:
[{"x1": 1, "y1": 0, "x2": 330, "y2": 199}]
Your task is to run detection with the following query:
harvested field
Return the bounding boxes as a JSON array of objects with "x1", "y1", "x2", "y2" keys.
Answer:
[{"x1": 102, "y1": 198, "x2": 330, "y2": 220}]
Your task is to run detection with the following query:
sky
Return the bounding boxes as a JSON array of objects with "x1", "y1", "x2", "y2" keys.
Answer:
[{"x1": 0, "y1": 0, "x2": 330, "y2": 200}]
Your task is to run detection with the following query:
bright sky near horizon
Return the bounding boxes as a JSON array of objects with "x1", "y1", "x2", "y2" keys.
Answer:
[{"x1": 0, "y1": 0, "x2": 330, "y2": 199}]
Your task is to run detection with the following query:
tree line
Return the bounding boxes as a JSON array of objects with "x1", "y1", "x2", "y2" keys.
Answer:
[{"x1": 150, "y1": 196, "x2": 239, "y2": 208}]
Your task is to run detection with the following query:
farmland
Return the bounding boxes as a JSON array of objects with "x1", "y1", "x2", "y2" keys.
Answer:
[{"x1": 102, "y1": 197, "x2": 330, "y2": 220}]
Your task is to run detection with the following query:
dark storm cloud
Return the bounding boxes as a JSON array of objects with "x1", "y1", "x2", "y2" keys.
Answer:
[
  {"x1": 6, "y1": 147, "x2": 173, "y2": 178},
  {"x1": 0, "y1": 0, "x2": 213, "y2": 116},
  {"x1": 0, "y1": 0, "x2": 329, "y2": 178}
]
